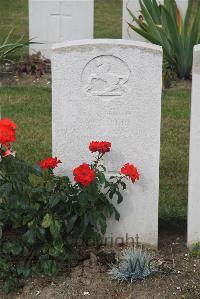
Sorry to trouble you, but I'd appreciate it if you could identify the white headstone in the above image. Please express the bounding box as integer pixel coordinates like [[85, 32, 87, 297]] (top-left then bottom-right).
[[52, 39, 163, 247], [188, 44, 200, 247], [123, 0, 188, 41], [29, 0, 94, 58]]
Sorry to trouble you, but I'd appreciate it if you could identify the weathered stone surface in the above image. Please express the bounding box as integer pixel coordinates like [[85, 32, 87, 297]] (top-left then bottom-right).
[[188, 44, 200, 247], [29, 0, 94, 58], [52, 39, 163, 247]]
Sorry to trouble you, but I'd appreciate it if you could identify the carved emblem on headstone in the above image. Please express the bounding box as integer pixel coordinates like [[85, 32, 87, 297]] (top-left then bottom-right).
[[82, 55, 131, 97]]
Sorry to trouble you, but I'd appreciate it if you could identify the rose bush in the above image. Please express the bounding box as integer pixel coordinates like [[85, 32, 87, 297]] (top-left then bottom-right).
[[0, 118, 139, 293], [40, 156, 62, 170]]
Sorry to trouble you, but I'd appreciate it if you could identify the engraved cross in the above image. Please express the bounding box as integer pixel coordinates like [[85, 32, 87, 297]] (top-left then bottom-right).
[[50, 2, 72, 40]]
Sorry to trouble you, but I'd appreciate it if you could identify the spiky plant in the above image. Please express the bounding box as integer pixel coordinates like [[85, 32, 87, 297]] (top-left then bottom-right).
[[127, 0, 200, 79], [109, 248, 157, 282], [189, 243, 200, 258], [0, 29, 35, 62]]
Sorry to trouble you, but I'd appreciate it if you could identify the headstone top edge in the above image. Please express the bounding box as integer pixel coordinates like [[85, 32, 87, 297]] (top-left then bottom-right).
[[52, 39, 163, 54], [30, 0, 93, 2], [194, 44, 200, 52]]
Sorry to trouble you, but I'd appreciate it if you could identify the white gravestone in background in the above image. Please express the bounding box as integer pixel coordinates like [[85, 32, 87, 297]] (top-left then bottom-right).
[[188, 44, 200, 247], [29, 0, 94, 58], [123, 0, 188, 41], [52, 39, 163, 247]]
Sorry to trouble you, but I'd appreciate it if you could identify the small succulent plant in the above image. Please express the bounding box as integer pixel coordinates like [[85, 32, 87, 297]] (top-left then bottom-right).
[[109, 247, 157, 282], [189, 243, 200, 258]]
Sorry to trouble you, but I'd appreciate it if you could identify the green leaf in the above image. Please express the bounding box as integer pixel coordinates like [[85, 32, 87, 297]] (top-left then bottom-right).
[[41, 213, 53, 228], [0, 221, 3, 239], [68, 215, 78, 226], [109, 192, 114, 199], [104, 180, 111, 189], [97, 172, 106, 184], [127, 22, 159, 44], [17, 265, 31, 277], [3, 277, 19, 294], [114, 208, 120, 221], [3, 241, 23, 255], [50, 219, 61, 239], [32, 163, 43, 176], [116, 191, 123, 204], [40, 259, 59, 276], [0, 258, 10, 273], [138, 0, 162, 42], [0, 183, 12, 197], [120, 181, 127, 190], [99, 164, 106, 171], [79, 192, 89, 209], [48, 196, 60, 208], [36, 227, 46, 240], [98, 215, 107, 234], [23, 229, 36, 245]]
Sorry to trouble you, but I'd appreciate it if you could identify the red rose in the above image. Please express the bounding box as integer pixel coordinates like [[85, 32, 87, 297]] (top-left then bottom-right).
[[89, 141, 111, 154], [0, 118, 16, 130], [0, 118, 16, 146], [40, 157, 62, 170], [73, 163, 95, 186], [120, 163, 139, 183]]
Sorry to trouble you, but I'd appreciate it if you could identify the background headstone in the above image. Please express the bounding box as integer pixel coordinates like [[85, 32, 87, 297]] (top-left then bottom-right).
[[52, 39, 163, 247], [188, 44, 200, 247], [29, 0, 94, 58], [122, 0, 188, 41]]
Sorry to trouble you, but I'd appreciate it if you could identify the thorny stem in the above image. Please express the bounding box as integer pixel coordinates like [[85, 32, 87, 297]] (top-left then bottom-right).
[[94, 152, 104, 169]]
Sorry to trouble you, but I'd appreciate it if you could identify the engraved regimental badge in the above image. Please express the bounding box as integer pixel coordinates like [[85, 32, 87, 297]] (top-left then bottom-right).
[[82, 55, 131, 100]]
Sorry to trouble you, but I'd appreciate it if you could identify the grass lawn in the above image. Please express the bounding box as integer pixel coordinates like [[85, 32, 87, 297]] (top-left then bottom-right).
[[0, 1, 28, 42], [160, 88, 190, 220], [94, 0, 122, 38], [0, 87, 191, 221], [0, 0, 28, 58]]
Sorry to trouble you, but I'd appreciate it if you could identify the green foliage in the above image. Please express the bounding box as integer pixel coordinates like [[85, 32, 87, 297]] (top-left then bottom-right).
[[109, 247, 157, 282], [127, 0, 200, 79], [0, 29, 33, 63], [163, 57, 178, 88], [189, 243, 200, 258], [0, 145, 130, 293]]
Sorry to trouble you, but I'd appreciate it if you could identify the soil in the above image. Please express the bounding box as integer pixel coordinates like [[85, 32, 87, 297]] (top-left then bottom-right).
[[0, 224, 199, 299], [0, 72, 51, 88]]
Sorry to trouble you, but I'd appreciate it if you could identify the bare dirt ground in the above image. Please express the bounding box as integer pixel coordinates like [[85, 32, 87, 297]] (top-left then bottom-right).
[[0, 224, 199, 299], [0, 73, 51, 88]]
